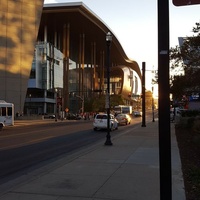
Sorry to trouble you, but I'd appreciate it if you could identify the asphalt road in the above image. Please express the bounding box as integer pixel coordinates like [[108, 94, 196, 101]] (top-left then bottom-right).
[[0, 120, 102, 182], [0, 113, 154, 184]]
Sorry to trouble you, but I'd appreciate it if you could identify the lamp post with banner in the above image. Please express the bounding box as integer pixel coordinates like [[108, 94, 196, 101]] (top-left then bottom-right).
[[152, 86, 155, 122]]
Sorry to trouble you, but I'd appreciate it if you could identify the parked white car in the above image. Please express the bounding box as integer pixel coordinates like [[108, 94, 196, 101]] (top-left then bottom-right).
[[115, 113, 131, 125], [93, 113, 118, 131]]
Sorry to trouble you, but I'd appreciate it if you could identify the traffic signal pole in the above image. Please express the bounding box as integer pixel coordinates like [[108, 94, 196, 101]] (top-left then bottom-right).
[[158, 0, 172, 200]]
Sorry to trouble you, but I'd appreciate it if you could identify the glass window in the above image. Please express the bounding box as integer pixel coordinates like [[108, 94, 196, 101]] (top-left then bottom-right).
[[96, 114, 107, 119], [30, 69, 36, 79], [2, 107, 6, 116], [8, 107, 12, 116]]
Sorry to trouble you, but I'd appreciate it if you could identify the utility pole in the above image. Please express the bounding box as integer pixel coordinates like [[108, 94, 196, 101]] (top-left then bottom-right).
[[158, 0, 172, 199]]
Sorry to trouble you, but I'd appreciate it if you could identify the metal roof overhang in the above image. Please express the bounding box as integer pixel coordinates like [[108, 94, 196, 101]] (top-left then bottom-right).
[[38, 2, 141, 78]]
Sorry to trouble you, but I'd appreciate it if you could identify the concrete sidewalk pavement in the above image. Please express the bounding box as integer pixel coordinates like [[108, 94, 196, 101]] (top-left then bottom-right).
[[0, 120, 185, 200]]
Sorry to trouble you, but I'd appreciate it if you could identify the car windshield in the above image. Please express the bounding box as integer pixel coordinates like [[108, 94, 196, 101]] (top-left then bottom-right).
[[96, 115, 107, 119]]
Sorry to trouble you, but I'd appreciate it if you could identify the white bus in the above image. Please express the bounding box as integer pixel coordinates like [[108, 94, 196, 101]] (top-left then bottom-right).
[[114, 105, 132, 115], [0, 100, 14, 127]]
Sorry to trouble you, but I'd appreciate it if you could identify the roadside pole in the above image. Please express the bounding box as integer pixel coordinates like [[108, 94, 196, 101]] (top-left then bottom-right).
[[141, 62, 146, 127], [158, 0, 172, 199]]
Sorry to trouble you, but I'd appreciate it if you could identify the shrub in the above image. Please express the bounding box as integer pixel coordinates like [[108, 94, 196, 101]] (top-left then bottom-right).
[[187, 117, 195, 128], [181, 110, 200, 117], [193, 118, 200, 133]]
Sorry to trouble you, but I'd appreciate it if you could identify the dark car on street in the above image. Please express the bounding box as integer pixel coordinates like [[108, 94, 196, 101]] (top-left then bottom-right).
[[66, 113, 82, 120], [133, 111, 142, 117]]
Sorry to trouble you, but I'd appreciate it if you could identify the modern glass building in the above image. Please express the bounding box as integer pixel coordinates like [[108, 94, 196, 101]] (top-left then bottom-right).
[[0, 1, 142, 117]]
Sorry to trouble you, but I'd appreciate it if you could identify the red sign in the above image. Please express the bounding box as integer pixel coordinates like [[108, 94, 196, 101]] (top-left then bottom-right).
[[173, 0, 200, 6]]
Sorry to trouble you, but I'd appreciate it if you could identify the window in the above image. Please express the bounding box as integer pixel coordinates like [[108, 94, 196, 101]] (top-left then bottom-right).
[[1, 107, 6, 116], [7, 107, 12, 116], [30, 69, 36, 79], [96, 114, 107, 119]]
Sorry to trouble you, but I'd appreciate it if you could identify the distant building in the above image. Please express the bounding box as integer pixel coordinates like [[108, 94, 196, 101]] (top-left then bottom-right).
[[24, 42, 64, 115]]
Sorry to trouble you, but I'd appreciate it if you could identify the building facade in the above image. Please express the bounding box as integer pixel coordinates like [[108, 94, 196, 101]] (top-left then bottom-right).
[[0, 2, 142, 117], [0, 0, 44, 115]]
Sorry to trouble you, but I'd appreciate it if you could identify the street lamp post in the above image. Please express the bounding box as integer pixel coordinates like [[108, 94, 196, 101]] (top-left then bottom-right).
[[141, 62, 146, 127], [105, 32, 112, 146], [152, 86, 155, 122], [144, 68, 157, 123]]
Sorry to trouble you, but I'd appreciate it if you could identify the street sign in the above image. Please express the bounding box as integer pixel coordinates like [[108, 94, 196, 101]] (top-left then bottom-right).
[[172, 0, 200, 6], [189, 93, 200, 101]]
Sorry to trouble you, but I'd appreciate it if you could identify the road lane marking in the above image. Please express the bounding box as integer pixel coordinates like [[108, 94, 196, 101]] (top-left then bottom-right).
[[0, 135, 56, 150]]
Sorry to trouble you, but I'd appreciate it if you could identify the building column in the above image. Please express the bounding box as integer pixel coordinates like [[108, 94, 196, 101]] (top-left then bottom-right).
[[79, 35, 82, 96], [63, 23, 70, 113], [93, 42, 96, 91], [81, 34, 85, 97], [90, 43, 94, 91], [91, 42, 96, 92], [79, 33, 85, 97], [100, 50, 105, 94], [44, 25, 48, 61]]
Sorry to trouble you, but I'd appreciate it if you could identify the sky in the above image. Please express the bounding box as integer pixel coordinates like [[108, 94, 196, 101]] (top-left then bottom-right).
[[44, 0, 200, 92]]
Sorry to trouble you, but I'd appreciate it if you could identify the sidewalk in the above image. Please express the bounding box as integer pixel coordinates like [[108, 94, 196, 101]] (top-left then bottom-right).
[[0, 120, 185, 200]]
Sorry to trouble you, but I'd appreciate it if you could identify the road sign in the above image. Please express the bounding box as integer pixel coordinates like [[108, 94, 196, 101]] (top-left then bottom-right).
[[172, 0, 200, 6]]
